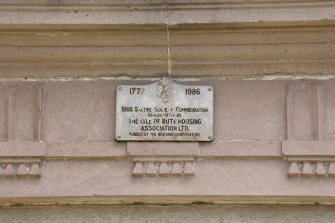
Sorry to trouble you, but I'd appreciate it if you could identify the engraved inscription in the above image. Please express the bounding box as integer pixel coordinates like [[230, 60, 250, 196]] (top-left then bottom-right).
[[115, 78, 213, 141]]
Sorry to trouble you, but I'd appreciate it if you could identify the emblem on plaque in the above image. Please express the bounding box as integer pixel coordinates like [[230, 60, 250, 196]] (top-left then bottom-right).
[[157, 77, 171, 103]]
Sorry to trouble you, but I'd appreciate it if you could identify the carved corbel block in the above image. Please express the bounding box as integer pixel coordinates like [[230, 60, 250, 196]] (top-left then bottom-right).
[[287, 160, 334, 177], [0, 142, 46, 178], [1, 161, 41, 177], [127, 142, 199, 177], [283, 141, 335, 177], [132, 158, 195, 177]]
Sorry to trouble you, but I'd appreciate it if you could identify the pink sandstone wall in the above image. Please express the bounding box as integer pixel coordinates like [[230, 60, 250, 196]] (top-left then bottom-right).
[[0, 79, 334, 204], [0, 0, 335, 221]]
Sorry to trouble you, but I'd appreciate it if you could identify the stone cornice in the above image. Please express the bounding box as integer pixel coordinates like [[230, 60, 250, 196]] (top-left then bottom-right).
[[0, 0, 335, 9], [0, 23, 334, 79], [1, 0, 334, 6], [0, 0, 334, 25]]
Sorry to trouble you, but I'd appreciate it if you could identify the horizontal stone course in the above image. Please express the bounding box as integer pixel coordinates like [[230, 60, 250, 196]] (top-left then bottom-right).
[[0, 24, 335, 78]]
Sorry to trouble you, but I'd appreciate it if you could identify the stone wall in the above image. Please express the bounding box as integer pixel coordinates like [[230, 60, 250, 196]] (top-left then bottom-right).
[[0, 79, 334, 205], [0, 0, 335, 221]]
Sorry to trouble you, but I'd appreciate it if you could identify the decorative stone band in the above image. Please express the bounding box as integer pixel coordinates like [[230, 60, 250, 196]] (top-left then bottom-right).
[[283, 141, 335, 177], [128, 142, 198, 177], [288, 161, 335, 177], [132, 158, 195, 177], [0, 162, 41, 177], [0, 143, 46, 178]]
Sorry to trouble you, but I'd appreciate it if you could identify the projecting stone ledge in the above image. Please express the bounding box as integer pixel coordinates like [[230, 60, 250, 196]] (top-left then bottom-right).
[[0, 0, 334, 25]]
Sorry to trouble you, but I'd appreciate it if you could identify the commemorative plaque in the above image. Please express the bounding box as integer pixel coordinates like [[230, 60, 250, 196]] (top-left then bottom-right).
[[115, 77, 213, 141]]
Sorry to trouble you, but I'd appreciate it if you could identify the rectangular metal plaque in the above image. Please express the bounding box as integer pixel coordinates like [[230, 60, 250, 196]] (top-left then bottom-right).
[[115, 78, 213, 141]]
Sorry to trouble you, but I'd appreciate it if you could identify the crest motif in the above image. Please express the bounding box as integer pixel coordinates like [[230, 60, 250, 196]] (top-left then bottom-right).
[[158, 77, 171, 103]]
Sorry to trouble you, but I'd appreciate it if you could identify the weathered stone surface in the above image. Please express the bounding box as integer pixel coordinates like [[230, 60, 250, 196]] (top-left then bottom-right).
[[42, 81, 116, 142], [0, 24, 335, 78], [0, 48, 334, 204], [127, 142, 199, 156], [0, 142, 45, 157], [1, 205, 335, 223], [0, 0, 334, 25], [0, 0, 335, 221], [39, 79, 287, 144], [0, 159, 334, 201], [283, 141, 335, 156]]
